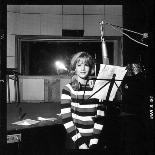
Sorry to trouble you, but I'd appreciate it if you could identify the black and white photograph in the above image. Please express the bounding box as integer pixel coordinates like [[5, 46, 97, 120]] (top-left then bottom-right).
[[0, 0, 154, 155]]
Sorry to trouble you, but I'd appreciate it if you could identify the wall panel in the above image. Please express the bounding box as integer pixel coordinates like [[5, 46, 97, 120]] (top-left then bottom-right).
[[63, 5, 83, 14], [63, 15, 83, 30], [104, 15, 123, 36], [7, 57, 15, 68], [105, 5, 122, 16], [22, 79, 44, 102], [84, 15, 104, 36], [7, 35, 15, 56], [20, 5, 62, 14], [18, 14, 41, 35], [40, 14, 62, 35], [7, 12, 18, 34], [7, 5, 20, 12], [84, 5, 105, 14]]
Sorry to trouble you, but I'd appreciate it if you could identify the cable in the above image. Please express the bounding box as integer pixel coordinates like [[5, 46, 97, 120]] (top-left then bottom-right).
[[100, 20, 148, 47], [110, 24, 148, 47]]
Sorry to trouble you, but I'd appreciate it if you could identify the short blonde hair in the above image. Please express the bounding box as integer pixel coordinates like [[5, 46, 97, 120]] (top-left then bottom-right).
[[70, 51, 95, 75]]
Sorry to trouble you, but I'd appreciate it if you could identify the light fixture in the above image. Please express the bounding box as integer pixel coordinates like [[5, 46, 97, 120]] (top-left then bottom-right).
[[55, 61, 67, 71]]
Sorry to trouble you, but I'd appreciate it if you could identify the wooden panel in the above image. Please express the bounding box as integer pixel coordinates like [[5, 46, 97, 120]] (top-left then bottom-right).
[[104, 5, 122, 36], [63, 5, 83, 14], [63, 15, 83, 30], [84, 15, 104, 36], [7, 5, 20, 12], [47, 79, 60, 102], [18, 14, 40, 35], [7, 57, 15, 68], [19, 76, 69, 103], [40, 14, 62, 35], [105, 5, 122, 16], [84, 5, 105, 14], [22, 79, 44, 101], [20, 5, 62, 14], [7, 12, 18, 34], [104, 15, 123, 36], [7, 35, 15, 56]]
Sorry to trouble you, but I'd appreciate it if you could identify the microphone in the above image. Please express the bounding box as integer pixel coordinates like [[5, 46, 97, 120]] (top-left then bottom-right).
[[100, 21, 109, 65]]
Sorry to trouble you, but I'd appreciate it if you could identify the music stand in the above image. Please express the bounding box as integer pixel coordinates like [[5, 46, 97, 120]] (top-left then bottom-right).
[[88, 74, 123, 103]]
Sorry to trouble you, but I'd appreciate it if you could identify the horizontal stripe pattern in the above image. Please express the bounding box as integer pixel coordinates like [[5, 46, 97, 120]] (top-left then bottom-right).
[[78, 128, 94, 133], [97, 110, 105, 116], [65, 125, 75, 133], [72, 132, 81, 142], [61, 108, 70, 114], [64, 121, 74, 129], [72, 113, 94, 122], [89, 138, 99, 146], [75, 123, 94, 129], [61, 93, 71, 100], [61, 83, 105, 148], [72, 109, 96, 117], [73, 118, 94, 125], [94, 123, 103, 130], [71, 102, 97, 108]]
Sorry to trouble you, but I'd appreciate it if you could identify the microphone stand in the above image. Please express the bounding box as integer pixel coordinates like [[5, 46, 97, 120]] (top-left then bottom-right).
[[106, 74, 116, 101], [100, 20, 148, 47]]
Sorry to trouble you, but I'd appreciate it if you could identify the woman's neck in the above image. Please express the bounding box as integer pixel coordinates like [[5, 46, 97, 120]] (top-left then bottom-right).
[[77, 76, 87, 85]]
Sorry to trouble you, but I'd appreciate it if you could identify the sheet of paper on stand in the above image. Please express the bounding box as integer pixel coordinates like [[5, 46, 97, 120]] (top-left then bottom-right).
[[12, 119, 40, 126], [91, 64, 127, 101]]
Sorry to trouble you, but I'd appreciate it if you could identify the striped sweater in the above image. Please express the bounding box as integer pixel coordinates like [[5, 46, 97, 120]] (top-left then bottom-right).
[[61, 83, 105, 148]]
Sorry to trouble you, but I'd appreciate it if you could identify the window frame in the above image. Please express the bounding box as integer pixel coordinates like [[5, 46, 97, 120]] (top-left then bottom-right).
[[15, 35, 123, 75]]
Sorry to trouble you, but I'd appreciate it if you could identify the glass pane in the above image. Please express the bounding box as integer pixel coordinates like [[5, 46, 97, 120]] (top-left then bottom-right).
[[21, 41, 114, 75]]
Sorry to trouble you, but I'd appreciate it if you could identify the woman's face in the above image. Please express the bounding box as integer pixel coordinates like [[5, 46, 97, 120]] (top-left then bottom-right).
[[75, 58, 90, 79]]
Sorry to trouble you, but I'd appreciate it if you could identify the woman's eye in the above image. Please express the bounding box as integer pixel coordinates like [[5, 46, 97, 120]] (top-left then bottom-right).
[[84, 64, 89, 67]]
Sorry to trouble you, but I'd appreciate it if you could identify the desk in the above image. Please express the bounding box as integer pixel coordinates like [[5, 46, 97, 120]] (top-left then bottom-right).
[[7, 123, 66, 155], [7, 102, 65, 155], [7, 102, 61, 130]]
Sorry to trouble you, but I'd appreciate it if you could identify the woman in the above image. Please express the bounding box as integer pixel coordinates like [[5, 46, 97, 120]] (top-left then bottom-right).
[[61, 52, 105, 149]]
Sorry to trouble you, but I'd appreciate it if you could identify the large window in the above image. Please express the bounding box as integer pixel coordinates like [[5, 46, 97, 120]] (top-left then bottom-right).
[[16, 36, 123, 75]]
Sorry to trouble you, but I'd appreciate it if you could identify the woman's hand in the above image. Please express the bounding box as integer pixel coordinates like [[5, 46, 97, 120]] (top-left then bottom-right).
[[88, 80, 95, 88], [79, 143, 89, 149], [99, 98, 104, 102]]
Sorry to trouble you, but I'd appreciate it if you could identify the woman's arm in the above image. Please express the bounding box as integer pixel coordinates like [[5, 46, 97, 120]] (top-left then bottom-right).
[[61, 85, 88, 149], [89, 103, 105, 148]]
